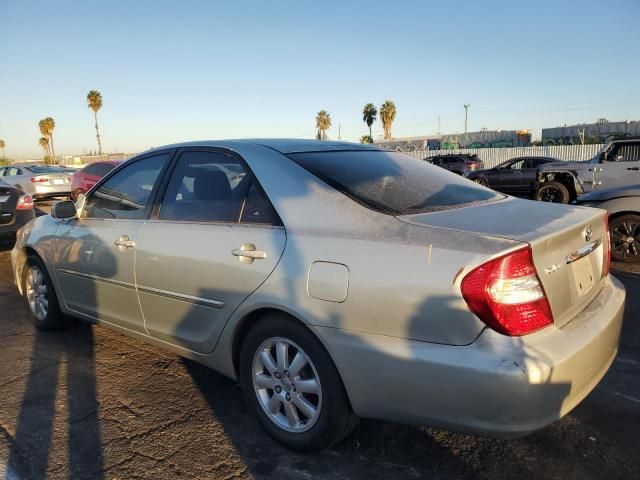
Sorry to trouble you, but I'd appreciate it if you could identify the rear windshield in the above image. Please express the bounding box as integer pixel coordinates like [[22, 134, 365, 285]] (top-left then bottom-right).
[[287, 150, 501, 215], [26, 165, 67, 174]]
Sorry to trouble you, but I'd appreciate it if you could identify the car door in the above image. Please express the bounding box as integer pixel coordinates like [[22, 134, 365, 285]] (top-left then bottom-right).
[[495, 159, 524, 194], [597, 141, 640, 188], [135, 148, 286, 354], [54, 151, 173, 333]]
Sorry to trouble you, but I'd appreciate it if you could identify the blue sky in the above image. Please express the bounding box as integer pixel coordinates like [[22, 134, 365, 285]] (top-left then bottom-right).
[[1, 0, 639, 159]]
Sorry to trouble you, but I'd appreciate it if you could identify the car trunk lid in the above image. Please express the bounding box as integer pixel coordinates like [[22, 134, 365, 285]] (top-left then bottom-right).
[[398, 197, 608, 328]]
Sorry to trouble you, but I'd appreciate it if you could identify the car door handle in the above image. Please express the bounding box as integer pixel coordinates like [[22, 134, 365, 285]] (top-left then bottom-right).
[[232, 243, 267, 263], [627, 167, 640, 171], [114, 235, 136, 248]]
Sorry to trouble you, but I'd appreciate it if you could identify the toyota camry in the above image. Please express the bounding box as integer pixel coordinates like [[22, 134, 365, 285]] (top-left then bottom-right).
[[11, 139, 625, 452]]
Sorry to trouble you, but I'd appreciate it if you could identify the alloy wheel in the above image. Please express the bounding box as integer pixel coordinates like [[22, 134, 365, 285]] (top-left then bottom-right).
[[540, 186, 562, 202], [252, 337, 322, 433], [611, 220, 640, 260], [26, 266, 48, 321]]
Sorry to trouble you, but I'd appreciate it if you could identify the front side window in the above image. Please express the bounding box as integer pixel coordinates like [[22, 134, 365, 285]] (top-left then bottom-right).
[[82, 153, 170, 219], [507, 159, 525, 170], [159, 150, 278, 225], [288, 150, 500, 215]]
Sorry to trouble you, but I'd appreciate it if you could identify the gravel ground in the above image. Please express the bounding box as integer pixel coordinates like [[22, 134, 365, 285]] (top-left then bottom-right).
[[0, 202, 638, 479]]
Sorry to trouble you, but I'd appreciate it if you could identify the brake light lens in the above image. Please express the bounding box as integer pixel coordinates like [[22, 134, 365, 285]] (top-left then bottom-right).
[[16, 194, 34, 210], [603, 214, 611, 277], [461, 246, 553, 336], [30, 175, 49, 183]]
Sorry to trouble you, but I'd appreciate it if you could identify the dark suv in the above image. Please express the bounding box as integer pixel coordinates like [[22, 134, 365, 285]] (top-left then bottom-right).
[[425, 154, 484, 175]]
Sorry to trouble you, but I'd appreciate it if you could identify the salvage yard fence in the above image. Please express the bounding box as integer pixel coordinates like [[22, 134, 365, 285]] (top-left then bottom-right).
[[399, 144, 604, 168]]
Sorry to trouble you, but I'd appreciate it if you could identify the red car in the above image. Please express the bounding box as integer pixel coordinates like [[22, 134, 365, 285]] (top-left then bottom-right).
[[70, 161, 122, 201]]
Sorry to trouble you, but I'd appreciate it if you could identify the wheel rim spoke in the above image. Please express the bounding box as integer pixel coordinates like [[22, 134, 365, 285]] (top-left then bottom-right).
[[275, 341, 288, 372], [254, 373, 276, 390], [288, 352, 307, 378], [283, 402, 300, 427], [295, 378, 319, 394], [293, 394, 318, 421], [259, 350, 277, 376]]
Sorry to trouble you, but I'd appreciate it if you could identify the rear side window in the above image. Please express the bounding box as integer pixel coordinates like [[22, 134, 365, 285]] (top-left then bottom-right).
[[159, 150, 279, 225], [287, 150, 500, 215]]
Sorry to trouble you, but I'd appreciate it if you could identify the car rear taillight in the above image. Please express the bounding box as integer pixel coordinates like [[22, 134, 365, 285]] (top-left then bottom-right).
[[16, 194, 34, 210], [461, 246, 553, 336], [30, 176, 49, 183], [603, 214, 611, 277]]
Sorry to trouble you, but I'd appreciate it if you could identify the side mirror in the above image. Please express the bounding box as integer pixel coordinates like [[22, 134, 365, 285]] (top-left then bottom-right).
[[51, 200, 77, 219]]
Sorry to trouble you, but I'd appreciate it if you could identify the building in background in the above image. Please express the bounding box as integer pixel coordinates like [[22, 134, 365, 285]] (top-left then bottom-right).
[[542, 119, 640, 145]]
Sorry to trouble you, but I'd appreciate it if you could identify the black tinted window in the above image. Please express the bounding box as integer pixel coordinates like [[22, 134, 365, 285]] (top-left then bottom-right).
[[288, 151, 500, 214], [82, 154, 169, 219], [26, 165, 66, 174], [84, 163, 115, 176]]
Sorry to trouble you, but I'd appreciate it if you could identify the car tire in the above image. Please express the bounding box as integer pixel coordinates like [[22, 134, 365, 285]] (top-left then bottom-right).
[[609, 214, 640, 263], [239, 313, 357, 452], [534, 181, 570, 203], [472, 178, 487, 186], [21, 255, 66, 330]]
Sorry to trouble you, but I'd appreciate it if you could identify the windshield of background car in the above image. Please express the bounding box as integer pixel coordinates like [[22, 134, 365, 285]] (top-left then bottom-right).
[[26, 165, 67, 174], [287, 150, 502, 215]]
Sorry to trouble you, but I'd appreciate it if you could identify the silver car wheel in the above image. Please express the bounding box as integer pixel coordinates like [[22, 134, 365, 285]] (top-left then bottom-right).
[[26, 266, 48, 321], [252, 337, 322, 433]]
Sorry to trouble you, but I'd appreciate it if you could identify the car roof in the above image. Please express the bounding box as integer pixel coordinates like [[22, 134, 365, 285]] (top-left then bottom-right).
[[143, 138, 381, 155]]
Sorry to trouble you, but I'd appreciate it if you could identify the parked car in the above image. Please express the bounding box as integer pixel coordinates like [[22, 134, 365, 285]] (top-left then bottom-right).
[[424, 153, 484, 175], [464, 156, 556, 196], [0, 179, 35, 239], [534, 137, 640, 203], [0, 164, 72, 199], [71, 160, 122, 201], [12, 140, 624, 452], [574, 184, 640, 262]]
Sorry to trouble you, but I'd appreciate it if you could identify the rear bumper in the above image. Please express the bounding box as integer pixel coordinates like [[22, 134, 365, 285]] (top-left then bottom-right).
[[0, 210, 35, 236], [316, 275, 625, 437], [33, 184, 71, 199]]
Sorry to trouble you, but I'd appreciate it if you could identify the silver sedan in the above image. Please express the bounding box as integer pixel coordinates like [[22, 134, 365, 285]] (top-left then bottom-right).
[[11, 140, 625, 451], [0, 163, 72, 199]]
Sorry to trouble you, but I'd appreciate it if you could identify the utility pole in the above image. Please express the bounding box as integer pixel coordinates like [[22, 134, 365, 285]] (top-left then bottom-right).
[[437, 115, 441, 134], [464, 104, 470, 134], [577, 128, 585, 145], [338, 122, 341, 140]]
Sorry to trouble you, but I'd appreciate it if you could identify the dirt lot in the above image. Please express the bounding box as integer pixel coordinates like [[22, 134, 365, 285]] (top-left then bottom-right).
[[0, 203, 639, 479]]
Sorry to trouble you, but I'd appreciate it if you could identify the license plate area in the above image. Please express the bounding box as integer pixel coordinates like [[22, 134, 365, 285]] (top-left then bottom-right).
[[572, 255, 596, 297], [0, 195, 9, 203], [51, 179, 65, 185]]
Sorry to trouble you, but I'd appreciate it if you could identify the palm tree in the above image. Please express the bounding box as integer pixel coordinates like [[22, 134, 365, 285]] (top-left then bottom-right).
[[0, 139, 5, 160], [379, 100, 397, 140], [315, 110, 331, 140], [87, 90, 103, 154], [39, 117, 56, 161], [362, 103, 377, 140], [38, 137, 50, 161], [38, 119, 51, 158]]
